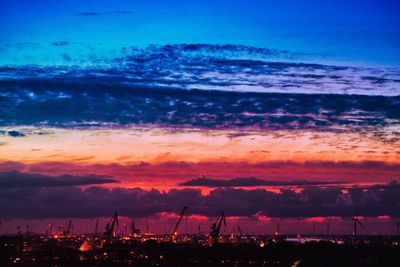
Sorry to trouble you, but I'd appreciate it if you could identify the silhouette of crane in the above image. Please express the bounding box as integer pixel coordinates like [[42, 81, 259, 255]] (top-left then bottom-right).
[[48, 223, 53, 235], [94, 219, 99, 235], [104, 212, 119, 237], [237, 225, 243, 236], [352, 206, 362, 236], [275, 223, 280, 236], [62, 220, 72, 236], [326, 222, 331, 235], [130, 220, 140, 234], [169, 206, 188, 238], [210, 212, 227, 239]]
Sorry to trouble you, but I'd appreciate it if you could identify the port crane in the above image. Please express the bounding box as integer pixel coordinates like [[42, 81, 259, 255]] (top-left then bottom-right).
[[61, 220, 73, 236], [352, 205, 362, 237], [169, 206, 189, 238], [237, 225, 243, 236], [130, 220, 140, 234], [104, 212, 119, 237], [352, 216, 362, 236], [94, 219, 99, 235], [210, 212, 226, 238]]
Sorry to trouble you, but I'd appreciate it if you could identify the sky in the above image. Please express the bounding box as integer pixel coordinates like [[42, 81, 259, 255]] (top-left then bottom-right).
[[1, 0, 400, 66], [0, 0, 400, 235]]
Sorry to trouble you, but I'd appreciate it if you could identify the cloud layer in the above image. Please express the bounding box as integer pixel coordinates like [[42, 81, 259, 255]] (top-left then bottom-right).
[[0, 69, 399, 142], [180, 177, 346, 187], [2, 44, 400, 96], [1, 181, 399, 219], [1, 44, 399, 145], [0, 170, 118, 188]]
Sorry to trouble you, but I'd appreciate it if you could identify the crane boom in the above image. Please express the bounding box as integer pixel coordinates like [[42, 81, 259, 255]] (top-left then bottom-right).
[[104, 212, 119, 237], [210, 212, 226, 238], [170, 206, 188, 237]]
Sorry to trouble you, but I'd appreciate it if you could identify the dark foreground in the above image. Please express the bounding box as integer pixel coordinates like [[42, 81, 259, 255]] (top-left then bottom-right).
[[1, 235, 400, 267]]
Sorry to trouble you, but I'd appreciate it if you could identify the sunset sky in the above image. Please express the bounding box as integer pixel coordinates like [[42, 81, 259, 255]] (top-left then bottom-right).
[[0, 0, 399, 235]]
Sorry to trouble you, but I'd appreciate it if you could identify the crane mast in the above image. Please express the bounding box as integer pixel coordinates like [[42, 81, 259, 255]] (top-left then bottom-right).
[[94, 219, 99, 235], [238, 225, 243, 236], [66, 220, 72, 235], [131, 220, 140, 234]]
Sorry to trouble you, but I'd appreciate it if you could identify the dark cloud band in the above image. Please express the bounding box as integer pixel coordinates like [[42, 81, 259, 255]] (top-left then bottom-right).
[[1, 181, 399, 219], [179, 177, 347, 187], [0, 170, 118, 188], [0, 76, 398, 139]]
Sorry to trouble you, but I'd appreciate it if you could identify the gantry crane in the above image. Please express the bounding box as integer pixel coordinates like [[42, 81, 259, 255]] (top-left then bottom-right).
[[62, 220, 73, 236]]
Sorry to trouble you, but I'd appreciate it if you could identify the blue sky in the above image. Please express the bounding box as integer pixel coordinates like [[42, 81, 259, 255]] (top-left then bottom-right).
[[1, 0, 399, 66]]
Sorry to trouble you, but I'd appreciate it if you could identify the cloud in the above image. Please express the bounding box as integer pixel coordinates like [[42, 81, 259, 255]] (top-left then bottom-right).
[[0, 130, 26, 137], [78, 11, 132, 17], [0, 71, 398, 139], [179, 177, 346, 187], [2, 160, 399, 187], [0, 181, 399, 219], [8, 130, 25, 137], [0, 44, 398, 144], [0, 170, 118, 188], [62, 53, 72, 62], [79, 11, 103, 16], [50, 41, 70, 47], [2, 43, 399, 96]]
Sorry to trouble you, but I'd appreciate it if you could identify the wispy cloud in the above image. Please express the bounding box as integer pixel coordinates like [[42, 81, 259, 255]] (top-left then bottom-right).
[[79, 11, 103, 16], [0, 170, 118, 188], [79, 11, 133, 17], [0, 130, 25, 137], [180, 177, 347, 187], [0, 72, 398, 144], [50, 41, 69, 47]]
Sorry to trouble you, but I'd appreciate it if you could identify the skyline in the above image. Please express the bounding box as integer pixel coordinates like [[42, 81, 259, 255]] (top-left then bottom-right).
[[1, 0, 400, 236]]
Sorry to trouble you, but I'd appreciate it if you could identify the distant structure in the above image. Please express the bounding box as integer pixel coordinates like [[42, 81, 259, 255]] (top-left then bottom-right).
[[210, 212, 226, 239], [275, 223, 280, 236], [130, 220, 140, 235], [104, 212, 119, 237], [352, 206, 362, 236], [326, 222, 331, 235], [169, 206, 189, 239], [94, 219, 99, 235], [237, 225, 243, 236], [61, 220, 73, 236]]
